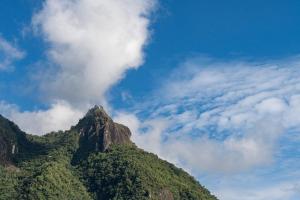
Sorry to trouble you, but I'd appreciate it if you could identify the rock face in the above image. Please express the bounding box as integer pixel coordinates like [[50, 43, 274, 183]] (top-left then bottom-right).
[[158, 189, 174, 200], [0, 135, 12, 165], [0, 115, 25, 165], [75, 106, 132, 153]]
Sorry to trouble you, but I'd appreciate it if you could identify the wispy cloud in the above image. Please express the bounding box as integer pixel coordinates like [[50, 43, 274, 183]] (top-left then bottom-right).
[[115, 56, 300, 173], [0, 36, 25, 70]]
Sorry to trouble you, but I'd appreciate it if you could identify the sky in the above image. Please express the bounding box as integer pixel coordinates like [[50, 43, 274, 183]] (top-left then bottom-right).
[[0, 0, 300, 199]]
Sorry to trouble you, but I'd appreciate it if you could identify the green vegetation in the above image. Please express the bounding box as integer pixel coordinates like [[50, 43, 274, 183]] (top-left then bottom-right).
[[80, 145, 216, 200], [0, 166, 18, 200], [20, 161, 92, 200]]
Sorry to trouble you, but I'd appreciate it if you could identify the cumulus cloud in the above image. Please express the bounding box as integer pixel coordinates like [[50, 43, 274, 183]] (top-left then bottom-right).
[[0, 0, 156, 134], [0, 36, 25, 70], [32, 0, 155, 106], [114, 57, 300, 173]]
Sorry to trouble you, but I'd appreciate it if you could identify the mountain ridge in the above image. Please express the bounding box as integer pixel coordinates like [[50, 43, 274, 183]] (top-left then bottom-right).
[[0, 106, 218, 200]]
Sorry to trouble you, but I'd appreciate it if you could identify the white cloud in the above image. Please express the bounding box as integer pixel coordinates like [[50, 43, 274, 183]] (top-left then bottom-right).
[[255, 97, 287, 114], [115, 112, 169, 156], [115, 111, 283, 173], [216, 181, 300, 200], [0, 36, 25, 70], [32, 0, 155, 106], [0, 101, 83, 134]]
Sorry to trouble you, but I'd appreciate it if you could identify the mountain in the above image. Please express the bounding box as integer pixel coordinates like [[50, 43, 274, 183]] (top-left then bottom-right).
[[0, 106, 217, 200]]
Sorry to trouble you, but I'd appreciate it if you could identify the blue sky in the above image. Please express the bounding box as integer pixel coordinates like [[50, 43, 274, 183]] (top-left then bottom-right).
[[1, 0, 300, 199]]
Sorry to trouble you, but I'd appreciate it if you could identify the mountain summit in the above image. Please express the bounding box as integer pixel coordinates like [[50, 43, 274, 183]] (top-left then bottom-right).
[[75, 105, 131, 152], [0, 106, 217, 200]]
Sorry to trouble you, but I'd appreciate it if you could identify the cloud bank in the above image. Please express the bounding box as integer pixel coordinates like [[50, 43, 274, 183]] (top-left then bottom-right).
[[0, 0, 156, 134]]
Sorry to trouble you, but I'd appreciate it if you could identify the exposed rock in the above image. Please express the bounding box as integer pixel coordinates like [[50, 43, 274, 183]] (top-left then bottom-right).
[[75, 106, 132, 152], [158, 189, 174, 200], [0, 115, 24, 165], [0, 135, 12, 165]]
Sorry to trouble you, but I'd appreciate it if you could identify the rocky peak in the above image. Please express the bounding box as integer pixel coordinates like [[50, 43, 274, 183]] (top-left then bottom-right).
[[75, 105, 132, 153], [83, 105, 110, 122]]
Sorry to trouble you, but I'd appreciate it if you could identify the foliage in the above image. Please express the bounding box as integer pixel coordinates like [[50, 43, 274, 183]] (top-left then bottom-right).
[[80, 145, 217, 200], [19, 161, 92, 200], [0, 166, 18, 200]]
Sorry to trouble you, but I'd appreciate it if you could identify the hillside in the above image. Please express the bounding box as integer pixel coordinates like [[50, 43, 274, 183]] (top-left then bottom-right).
[[0, 106, 217, 200]]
